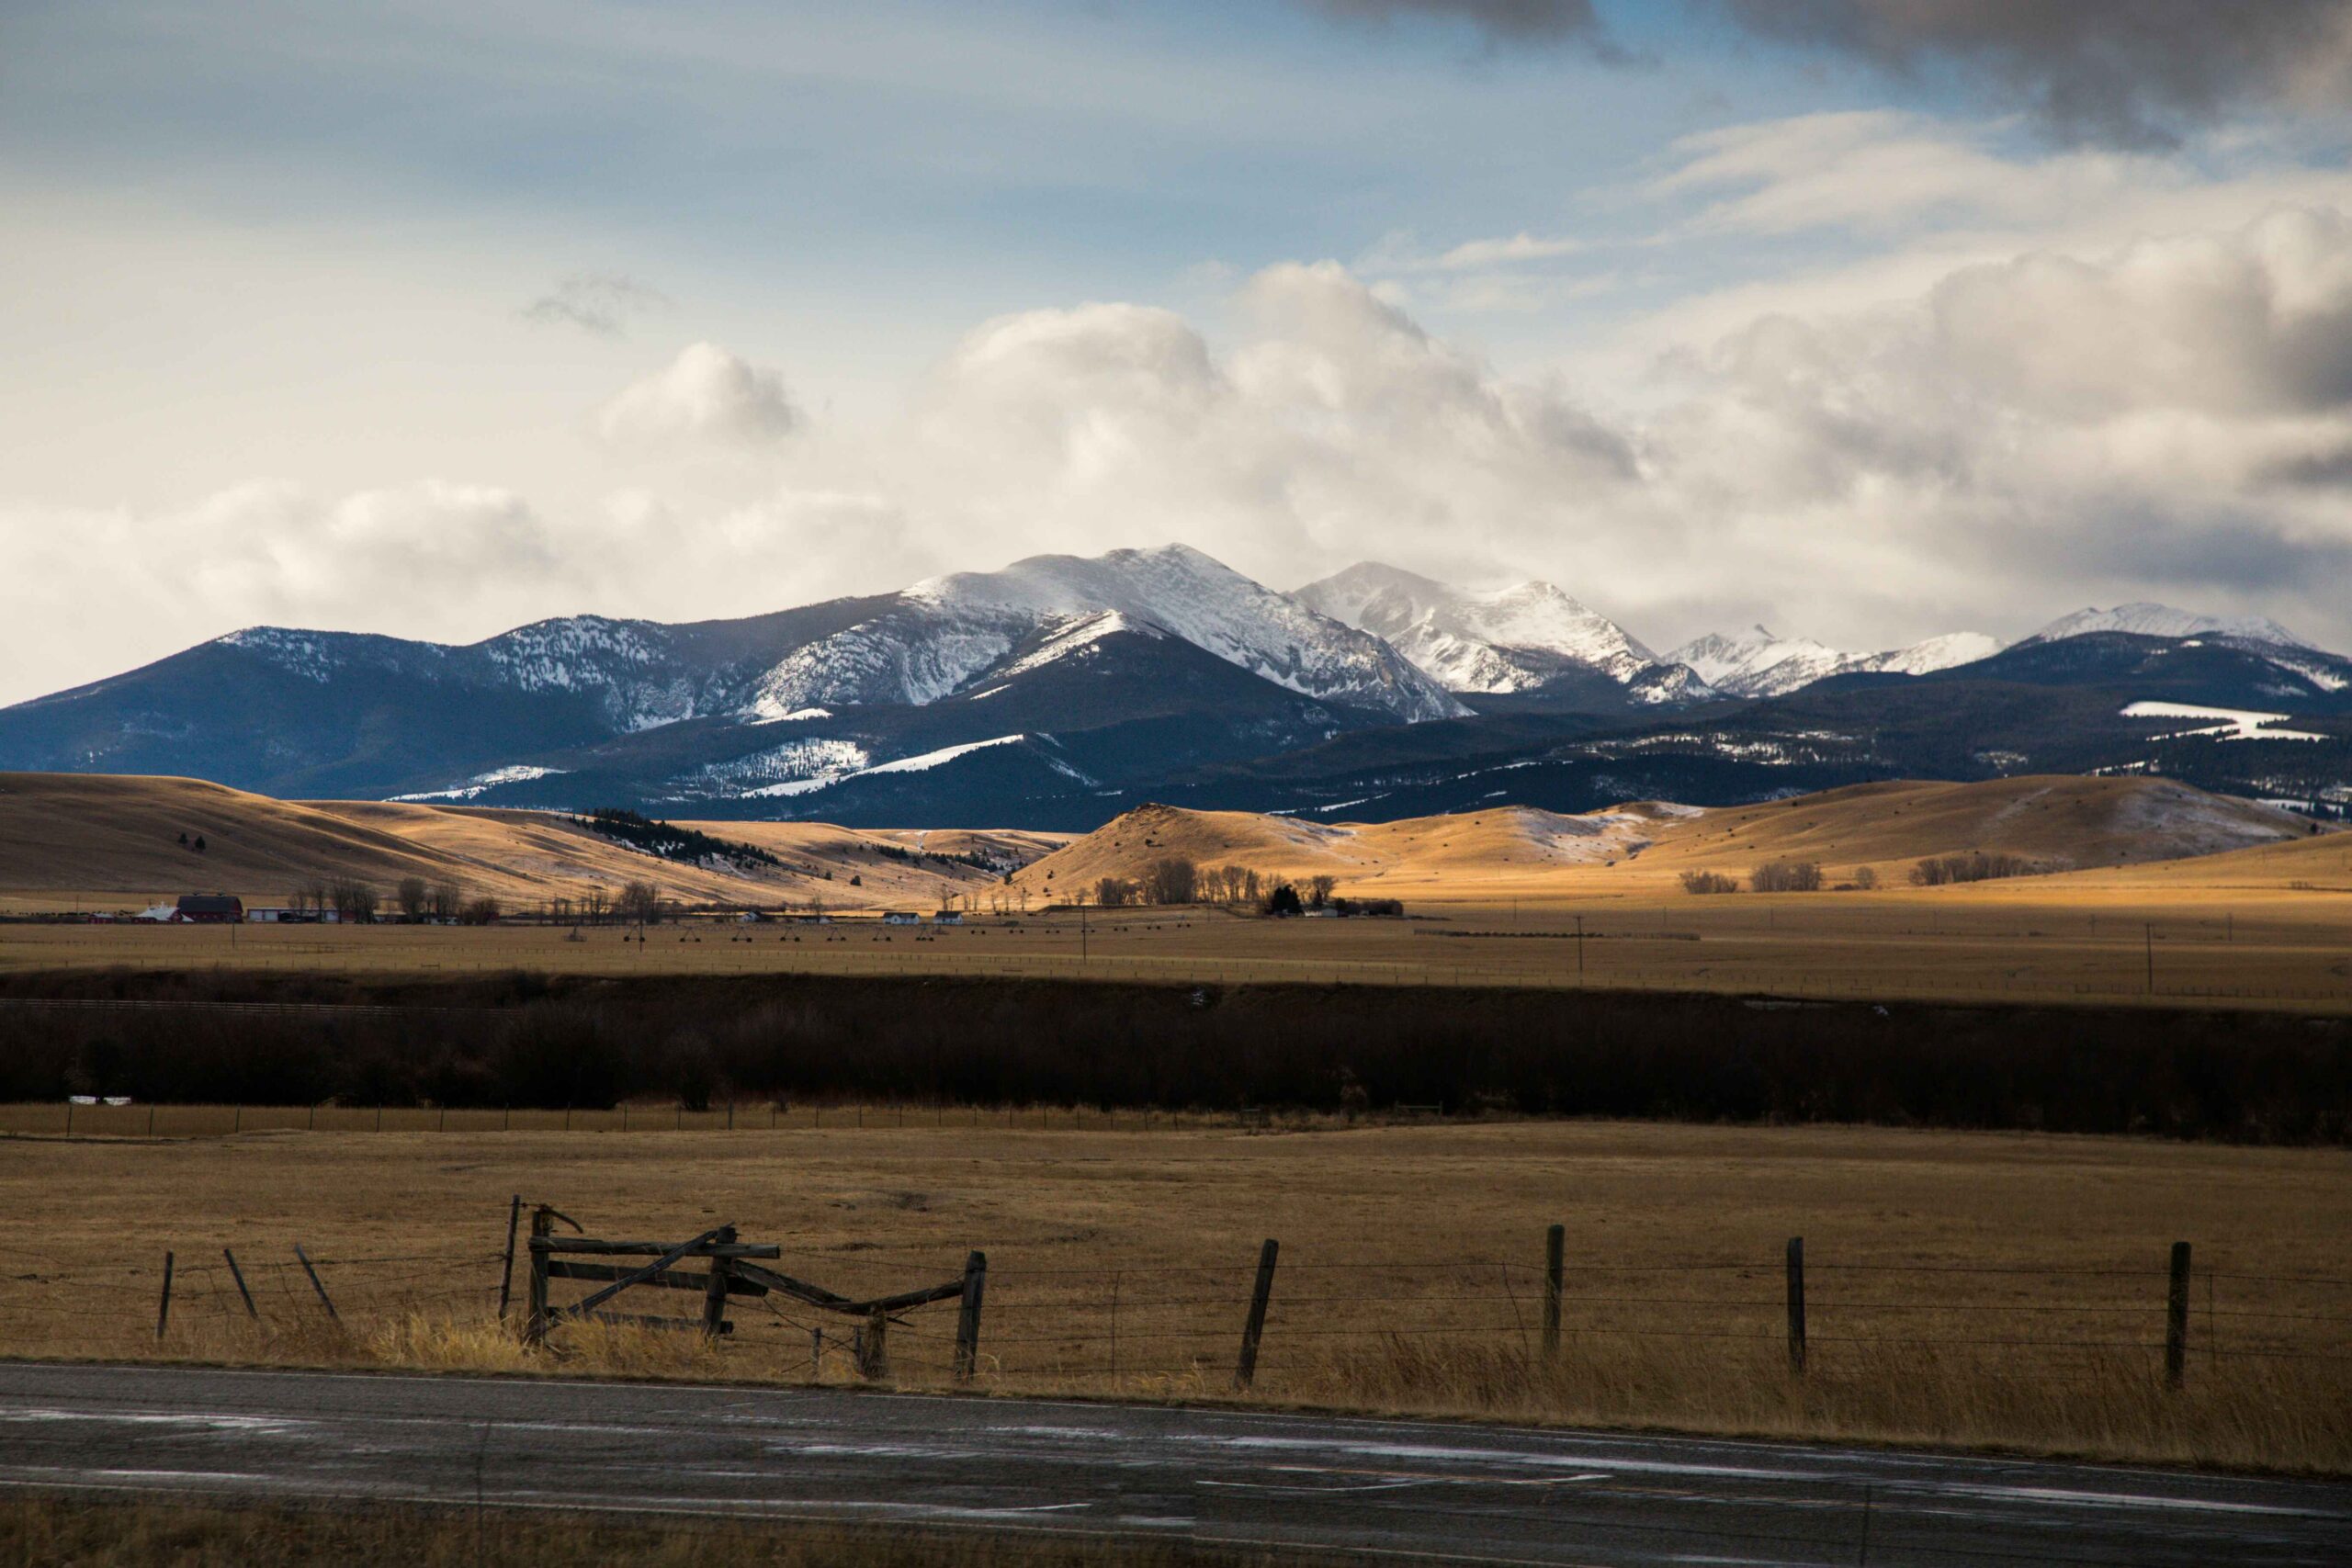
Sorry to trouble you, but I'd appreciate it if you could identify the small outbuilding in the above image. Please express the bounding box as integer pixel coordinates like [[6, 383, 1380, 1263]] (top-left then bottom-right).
[[175, 894, 244, 923]]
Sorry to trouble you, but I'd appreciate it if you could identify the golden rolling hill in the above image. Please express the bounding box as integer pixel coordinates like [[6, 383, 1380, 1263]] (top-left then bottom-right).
[[0, 773, 1057, 912], [1013, 777, 2330, 902]]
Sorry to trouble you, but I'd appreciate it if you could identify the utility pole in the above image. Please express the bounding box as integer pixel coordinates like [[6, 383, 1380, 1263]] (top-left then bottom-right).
[[1080, 901, 1089, 964], [2145, 922, 2155, 996], [1576, 914, 1585, 986]]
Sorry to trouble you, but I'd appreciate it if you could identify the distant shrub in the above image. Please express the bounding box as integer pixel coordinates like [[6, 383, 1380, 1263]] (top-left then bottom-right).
[[1910, 852, 2044, 886], [1679, 870, 1739, 895], [1750, 862, 1824, 893]]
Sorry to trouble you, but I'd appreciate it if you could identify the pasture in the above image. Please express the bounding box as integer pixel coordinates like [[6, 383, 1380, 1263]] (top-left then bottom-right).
[[4, 880, 2347, 1010], [0, 1119, 2345, 1472]]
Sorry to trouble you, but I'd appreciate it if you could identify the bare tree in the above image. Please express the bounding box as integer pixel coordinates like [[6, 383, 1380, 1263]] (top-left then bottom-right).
[[1306, 874, 1336, 908], [396, 876, 428, 921], [1143, 857, 1198, 905], [459, 895, 502, 926], [328, 878, 379, 923], [583, 886, 611, 924], [617, 880, 662, 925], [1851, 865, 1879, 891], [428, 881, 463, 920]]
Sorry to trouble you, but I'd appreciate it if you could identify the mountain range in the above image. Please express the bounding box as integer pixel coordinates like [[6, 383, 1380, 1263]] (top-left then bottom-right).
[[3, 546, 2346, 828]]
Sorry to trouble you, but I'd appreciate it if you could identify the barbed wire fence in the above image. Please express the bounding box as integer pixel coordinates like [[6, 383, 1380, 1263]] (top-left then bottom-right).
[[6, 1210, 2341, 1398]]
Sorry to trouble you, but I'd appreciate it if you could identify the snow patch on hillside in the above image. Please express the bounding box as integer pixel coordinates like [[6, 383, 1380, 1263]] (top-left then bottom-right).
[[390, 763, 569, 802], [2120, 701, 2325, 742]]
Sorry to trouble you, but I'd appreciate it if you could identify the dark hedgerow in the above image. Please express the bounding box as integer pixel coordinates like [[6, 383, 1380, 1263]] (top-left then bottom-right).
[[0, 968, 2345, 1145]]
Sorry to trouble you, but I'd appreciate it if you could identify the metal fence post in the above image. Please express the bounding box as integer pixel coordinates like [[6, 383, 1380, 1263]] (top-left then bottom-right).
[[223, 1247, 258, 1319], [1784, 1236, 1806, 1377], [1236, 1238, 1280, 1390], [294, 1244, 339, 1321], [1544, 1224, 1565, 1359], [155, 1251, 174, 1340], [2165, 1241, 2192, 1390]]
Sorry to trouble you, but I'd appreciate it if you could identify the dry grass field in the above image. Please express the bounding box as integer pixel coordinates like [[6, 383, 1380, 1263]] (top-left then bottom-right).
[[2, 1120, 2346, 1472], [4, 876, 2346, 1009], [0, 772, 1060, 915], [3, 772, 2346, 1010]]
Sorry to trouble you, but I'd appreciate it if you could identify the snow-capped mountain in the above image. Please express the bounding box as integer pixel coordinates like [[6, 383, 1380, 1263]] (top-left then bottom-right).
[[1666, 625, 2002, 699], [5, 540, 2339, 829], [2026, 604, 2307, 649], [750, 545, 1465, 723], [1293, 562, 1708, 705]]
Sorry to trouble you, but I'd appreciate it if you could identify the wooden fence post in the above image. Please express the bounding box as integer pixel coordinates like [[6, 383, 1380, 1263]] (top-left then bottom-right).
[[858, 1305, 890, 1381], [223, 1247, 258, 1319], [294, 1244, 339, 1322], [702, 1224, 738, 1339], [954, 1250, 988, 1382], [496, 1194, 522, 1320], [2165, 1241, 2192, 1390], [525, 1206, 553, 1345], [1544, 1224, 1565, 1360], [1235, 1238, 1280, 1390], [1784, 1236, 1806, 1376], [156, 1251, 175, 1340]]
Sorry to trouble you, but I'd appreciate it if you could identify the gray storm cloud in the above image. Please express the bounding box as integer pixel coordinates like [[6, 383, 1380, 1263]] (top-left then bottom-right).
[[1304, 0, 1610, 47], [1713, 0, 2352, 148]]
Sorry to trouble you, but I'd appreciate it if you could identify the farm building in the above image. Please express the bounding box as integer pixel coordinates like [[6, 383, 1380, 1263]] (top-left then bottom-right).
[[933, 910, 965, 925], [175, 894, 244, 923], [881, 911, 921, 926]]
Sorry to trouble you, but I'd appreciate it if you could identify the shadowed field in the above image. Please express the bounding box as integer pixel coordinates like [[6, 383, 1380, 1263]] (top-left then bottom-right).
[[1, 1120, 2346, 1472]]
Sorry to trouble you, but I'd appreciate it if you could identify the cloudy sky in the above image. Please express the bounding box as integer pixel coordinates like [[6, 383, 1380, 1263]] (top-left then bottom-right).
[[5, 0, 2352, 705]]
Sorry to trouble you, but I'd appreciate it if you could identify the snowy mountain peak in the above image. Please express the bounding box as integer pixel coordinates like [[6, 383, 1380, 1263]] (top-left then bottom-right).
[[1293, 561, 1670, 697], [2027, 603, 2307, 649], [1667, 625, 2000, 699], [766, 546, 1467, 723]]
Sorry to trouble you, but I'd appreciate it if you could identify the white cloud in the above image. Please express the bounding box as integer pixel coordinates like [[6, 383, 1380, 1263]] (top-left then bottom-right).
[[595, 342, 801, 449], [1654, 112, 2173, 238], [7, 165, 2352, 705]]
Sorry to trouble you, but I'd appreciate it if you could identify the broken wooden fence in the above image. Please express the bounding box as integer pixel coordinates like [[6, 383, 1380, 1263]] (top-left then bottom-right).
[[522, 1205, 987, 1379]]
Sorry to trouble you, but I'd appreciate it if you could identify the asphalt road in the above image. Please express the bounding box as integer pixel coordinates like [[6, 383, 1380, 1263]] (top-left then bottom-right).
[[0, 1363, 2346, 1565]]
